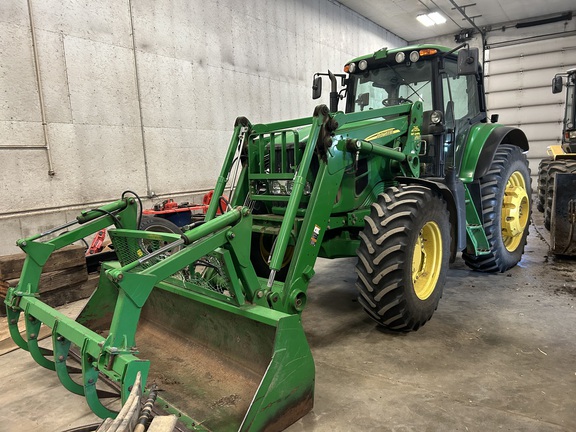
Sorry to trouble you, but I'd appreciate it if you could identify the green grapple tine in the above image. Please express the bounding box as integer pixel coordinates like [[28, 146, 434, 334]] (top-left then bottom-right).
[[82, 351, 118, 419], [53, 327, 85, 396], [24, 312, 55, 371], [6, 307, 27, 351]]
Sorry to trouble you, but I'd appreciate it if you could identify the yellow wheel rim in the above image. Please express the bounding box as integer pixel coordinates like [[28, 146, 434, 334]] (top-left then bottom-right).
[[258, 236, 294, 268], [501, 171, 529, 252], [412, 221, 442, 300]]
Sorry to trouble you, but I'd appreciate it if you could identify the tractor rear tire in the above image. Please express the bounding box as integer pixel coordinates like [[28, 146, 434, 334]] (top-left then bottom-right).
[[355, 184, 450, 332], [543, 159, 576, 230], [462, 144, 531, 272], [536, 157, 551, 213]]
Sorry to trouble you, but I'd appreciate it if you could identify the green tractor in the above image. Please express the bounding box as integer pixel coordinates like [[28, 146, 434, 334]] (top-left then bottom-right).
[[536, 67, 576, 254], [5, 44, 531, 431]]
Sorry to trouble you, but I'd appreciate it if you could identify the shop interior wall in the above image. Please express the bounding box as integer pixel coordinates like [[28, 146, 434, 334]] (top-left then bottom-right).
[[0, 0, 405, 254]]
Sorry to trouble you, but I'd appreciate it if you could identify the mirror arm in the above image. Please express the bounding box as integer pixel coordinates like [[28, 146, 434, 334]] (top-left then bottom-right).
[[443, 42, 468, 58]]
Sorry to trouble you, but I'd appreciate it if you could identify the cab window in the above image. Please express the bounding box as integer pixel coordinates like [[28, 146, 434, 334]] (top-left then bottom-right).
[[351, 61, 433, 112]]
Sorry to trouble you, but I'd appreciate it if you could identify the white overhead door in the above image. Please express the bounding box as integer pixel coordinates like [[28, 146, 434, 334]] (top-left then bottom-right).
[[485, 35, 576, 181]]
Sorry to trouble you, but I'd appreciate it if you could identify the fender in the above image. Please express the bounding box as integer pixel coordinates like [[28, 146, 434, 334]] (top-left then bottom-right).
[[396, 176, 466, 261], [459, 124, 529, 182]]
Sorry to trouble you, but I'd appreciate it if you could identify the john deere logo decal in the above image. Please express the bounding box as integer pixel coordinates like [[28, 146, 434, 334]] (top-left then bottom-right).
[[365, 128, 400, 141]]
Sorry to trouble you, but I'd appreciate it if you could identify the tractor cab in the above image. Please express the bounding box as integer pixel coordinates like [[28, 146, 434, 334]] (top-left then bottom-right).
[[552, 68, 576, 152], [314, 45, 484, 178], [342, 45, 483, 178]]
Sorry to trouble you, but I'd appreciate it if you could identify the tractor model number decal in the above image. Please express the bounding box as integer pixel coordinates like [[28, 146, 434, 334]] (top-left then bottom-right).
[[310, 224, 321, 246], [365, 128, 400, 141]]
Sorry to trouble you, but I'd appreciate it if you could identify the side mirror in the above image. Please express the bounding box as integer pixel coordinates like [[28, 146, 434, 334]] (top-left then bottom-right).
[[552, 76, 563, 94], [312, 76, 322, 100], [457, 48, 479, 76]]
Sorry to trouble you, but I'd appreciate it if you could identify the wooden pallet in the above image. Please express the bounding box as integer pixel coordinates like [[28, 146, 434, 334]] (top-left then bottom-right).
[[0, 244, 91, 316]]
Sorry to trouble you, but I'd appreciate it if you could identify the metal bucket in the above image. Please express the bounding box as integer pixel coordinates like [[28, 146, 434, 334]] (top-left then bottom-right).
[[136, 289, 314, 431], [75, 214, 315, 431]]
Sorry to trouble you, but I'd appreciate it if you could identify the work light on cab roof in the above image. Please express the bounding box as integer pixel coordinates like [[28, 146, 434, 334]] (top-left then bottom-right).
[[345, 47, 440, 73]]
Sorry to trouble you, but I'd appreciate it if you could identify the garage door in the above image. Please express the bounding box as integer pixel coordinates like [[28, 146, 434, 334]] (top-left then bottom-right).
[[484, 35, 576, 181]]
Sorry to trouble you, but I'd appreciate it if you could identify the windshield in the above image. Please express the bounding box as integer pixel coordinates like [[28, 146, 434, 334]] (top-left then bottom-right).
[[350, 61, 433, 112]]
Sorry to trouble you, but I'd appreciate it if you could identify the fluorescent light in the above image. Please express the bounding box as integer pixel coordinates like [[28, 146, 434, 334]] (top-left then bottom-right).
[[429, 12, 447, 24], [417, 12, 447, 26], [417, 14, 435, 27]]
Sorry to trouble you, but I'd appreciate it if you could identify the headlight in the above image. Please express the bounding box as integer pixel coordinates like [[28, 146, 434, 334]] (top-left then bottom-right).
[[270, 180, 283, 195], [358, 60, 368, 71], [268, 180, 312, 195], [430, 110, 442, 124], [409, 51, 420, 62], [567, 130, 576, 140], [395, 52, 405, 63], [348, 62, 356, 73], [250, 181, 267, 195]]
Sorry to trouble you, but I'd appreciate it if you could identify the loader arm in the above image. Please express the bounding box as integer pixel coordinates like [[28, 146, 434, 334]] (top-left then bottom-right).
[[218, 102, 423, 314]]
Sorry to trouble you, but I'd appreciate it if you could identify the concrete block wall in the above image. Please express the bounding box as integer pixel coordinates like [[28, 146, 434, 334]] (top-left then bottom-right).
[[0, 0, 404, 254]]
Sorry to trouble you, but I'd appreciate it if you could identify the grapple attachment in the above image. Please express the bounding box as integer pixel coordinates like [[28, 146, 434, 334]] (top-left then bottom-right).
[[4, 198, 314, 431]]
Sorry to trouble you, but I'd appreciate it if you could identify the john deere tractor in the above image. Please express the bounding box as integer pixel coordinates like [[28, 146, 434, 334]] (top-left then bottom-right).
[[5, 44, 531, 431]]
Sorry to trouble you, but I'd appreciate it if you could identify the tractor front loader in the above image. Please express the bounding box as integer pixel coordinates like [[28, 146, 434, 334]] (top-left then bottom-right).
[[5, 44, 531, 431]]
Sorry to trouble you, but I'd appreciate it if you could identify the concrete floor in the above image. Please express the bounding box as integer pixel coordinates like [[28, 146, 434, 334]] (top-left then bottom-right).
[[288, 215, 576, 432], [0, 213, 575, 431]]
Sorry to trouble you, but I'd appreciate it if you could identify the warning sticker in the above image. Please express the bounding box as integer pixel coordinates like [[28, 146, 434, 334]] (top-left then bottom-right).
[[310, 224, 321, 246]]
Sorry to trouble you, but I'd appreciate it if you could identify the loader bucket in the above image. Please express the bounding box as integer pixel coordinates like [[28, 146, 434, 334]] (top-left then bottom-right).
[[77, 283, 315, 431], [5, 200, 315, 432], [134, 289, 314, 431], [77, 220, 315, 431]]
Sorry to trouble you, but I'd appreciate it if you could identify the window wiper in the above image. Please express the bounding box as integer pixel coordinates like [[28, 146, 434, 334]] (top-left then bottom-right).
[[384, 63, 420, 100], [404, 81, 431, 101]]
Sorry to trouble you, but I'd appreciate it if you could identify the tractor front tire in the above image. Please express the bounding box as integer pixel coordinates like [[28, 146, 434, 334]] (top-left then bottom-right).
[[250, 233, 294, 282], [462, 144, 531, 272], [355, 184, 450, 332]]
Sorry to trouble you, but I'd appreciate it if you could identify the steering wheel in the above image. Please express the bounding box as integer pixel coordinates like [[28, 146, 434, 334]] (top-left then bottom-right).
[[382, 97, 412, 106]]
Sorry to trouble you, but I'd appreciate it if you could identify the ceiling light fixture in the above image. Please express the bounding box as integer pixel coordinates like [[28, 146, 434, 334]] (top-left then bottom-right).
[[417, 12, 447, 27], [416, 14, 435, 26], [428, 12, 447, 24]]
